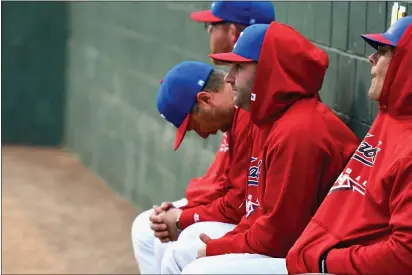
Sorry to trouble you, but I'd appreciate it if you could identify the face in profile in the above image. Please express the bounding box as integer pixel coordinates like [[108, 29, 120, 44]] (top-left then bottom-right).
[[368, 45, 394, 101], [224, 62, 257, 111], [188, 82, 235, 137], [206, 23, 239, 65]]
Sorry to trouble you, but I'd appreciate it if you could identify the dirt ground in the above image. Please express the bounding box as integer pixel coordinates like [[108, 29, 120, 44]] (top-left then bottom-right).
[[2, 146, 140, 274]]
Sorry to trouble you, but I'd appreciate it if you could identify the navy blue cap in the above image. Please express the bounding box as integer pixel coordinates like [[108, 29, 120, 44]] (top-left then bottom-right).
[[191, 1, 275, 26], [157, 61, 213, 150], [209, 24, 269, 62], [361, 15, 412, 50]]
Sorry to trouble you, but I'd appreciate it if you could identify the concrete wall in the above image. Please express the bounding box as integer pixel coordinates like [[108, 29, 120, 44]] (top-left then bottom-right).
[[64, 2, 219, 209]]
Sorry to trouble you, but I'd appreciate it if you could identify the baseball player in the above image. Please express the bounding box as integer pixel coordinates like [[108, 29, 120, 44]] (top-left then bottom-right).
[[160, 21, 360, 274], [190, 1, 275, 65], [131, 2, 275, 274], [182, 16, 412, 275], [131, 62, 240, 274]]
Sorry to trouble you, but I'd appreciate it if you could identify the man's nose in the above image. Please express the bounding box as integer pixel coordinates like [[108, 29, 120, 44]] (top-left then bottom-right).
[[369, 52, 378, 65], [224, 70, 235, 84]]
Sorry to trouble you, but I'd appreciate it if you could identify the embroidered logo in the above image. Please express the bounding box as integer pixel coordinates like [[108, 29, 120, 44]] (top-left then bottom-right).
[[329, 168, 367, 196], [245, 194, 260, 218], [248, 157, 262, 186], [352, 134, 382, 167]]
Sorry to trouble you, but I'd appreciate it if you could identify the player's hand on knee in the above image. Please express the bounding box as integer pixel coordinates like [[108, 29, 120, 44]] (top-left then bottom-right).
[[161, 208, 182, 241]]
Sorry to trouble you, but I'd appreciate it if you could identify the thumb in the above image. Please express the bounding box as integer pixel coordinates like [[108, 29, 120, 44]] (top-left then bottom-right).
[[199, 233, 211, 244]]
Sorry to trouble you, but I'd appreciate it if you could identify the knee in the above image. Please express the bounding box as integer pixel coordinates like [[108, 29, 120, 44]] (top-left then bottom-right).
[[131, 209, 153, 246], [178, 222, 210, 242]]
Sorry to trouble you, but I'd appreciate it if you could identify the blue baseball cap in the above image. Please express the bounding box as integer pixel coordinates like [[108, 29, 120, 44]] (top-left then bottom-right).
[[209, 24, 269, 62], [190, 1, 275, 26], [361, 15, 412, 50], [157, 61, 213, 150]]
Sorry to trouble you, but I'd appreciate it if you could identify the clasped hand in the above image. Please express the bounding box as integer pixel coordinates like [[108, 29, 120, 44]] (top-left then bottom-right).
[[149, 201, 182, 242]]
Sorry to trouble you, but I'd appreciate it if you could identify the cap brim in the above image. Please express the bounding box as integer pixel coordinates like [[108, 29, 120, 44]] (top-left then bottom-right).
[[190, 10, 223, 23], [174, 114, 190, 151], [361, 33, 395, 50], [209, 52, 254, 63]]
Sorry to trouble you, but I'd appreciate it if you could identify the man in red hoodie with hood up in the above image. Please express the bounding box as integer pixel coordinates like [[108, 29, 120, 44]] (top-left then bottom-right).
[[286, 15, 412, 275], [182, 16, 412, 275], [131, 3, 275, 274], [160, 21, 359, 274]]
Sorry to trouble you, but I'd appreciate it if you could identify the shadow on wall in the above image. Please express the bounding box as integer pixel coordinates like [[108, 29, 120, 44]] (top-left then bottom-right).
[[1, 2, 68, 146]]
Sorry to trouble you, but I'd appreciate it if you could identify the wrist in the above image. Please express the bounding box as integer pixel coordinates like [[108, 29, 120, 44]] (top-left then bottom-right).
[[175, 212, 183, 232]]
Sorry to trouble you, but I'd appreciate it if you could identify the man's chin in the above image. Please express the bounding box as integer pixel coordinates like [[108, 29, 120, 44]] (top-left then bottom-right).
[[234, 101, 249, 112]]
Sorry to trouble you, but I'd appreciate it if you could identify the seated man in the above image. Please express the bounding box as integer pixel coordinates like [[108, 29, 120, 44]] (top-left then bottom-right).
[[132, 61, 251, 273], [131, 2, 275, 274], [161, 21, 359, 274], [182, 15, 412, 275]]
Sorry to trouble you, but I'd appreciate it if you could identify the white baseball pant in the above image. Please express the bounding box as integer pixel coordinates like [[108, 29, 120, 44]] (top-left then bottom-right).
[[131, 198, 188, 274], [182, 255, 288, 274], [160, 221, 237, 274]]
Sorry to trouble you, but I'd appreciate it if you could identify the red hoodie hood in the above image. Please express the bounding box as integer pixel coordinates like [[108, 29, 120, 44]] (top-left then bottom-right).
[[250, 22, 329, 126], [378, 25, 412, 118]]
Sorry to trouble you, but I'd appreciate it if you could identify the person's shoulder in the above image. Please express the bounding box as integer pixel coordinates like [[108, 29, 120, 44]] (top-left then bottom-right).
[[268, 100, 338, 145]]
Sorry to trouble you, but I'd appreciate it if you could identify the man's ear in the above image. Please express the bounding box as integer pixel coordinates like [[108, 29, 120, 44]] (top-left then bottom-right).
[[228, 24, 242, 44], [196, 91, 213, 106]]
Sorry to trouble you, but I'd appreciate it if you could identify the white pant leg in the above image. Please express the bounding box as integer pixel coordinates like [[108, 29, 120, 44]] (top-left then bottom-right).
[[131, 198, 188, 274], [182, 254, 288, 274], [161, 222, 236, 274], [154, 237, 171, 271]]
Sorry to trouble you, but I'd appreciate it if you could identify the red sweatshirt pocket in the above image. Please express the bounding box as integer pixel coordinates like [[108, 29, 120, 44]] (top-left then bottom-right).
[[286, 219, 340, 274]]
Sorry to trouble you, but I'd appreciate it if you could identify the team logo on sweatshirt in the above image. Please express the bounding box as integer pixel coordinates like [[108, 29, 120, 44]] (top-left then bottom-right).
[[248, 157, 262, 186], [352, 134, 382, 167], [329, 167, 367, 196], [245, 194, 260, 218]]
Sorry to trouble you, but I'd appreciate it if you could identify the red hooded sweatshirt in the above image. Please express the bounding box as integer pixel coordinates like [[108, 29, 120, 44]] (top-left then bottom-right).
[[205, 22, 359, 257], [179, 108, 251, 227], [286, 25, 412, 275]]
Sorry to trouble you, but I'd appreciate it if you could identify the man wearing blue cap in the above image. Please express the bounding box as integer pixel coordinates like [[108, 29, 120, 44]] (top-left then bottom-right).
[[190, 1, 275, 65], [160, 21, 359, 274], [132, 60, 251, 273], [181, 16, 412, 275]]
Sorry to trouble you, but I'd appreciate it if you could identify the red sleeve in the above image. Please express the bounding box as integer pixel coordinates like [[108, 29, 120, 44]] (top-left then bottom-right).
[[180, 134, 231, 210], [326, 157, 412, 275], [206, 131, 330, 257], [179, 171, 246, 228], [179, 113, 251, 228]]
